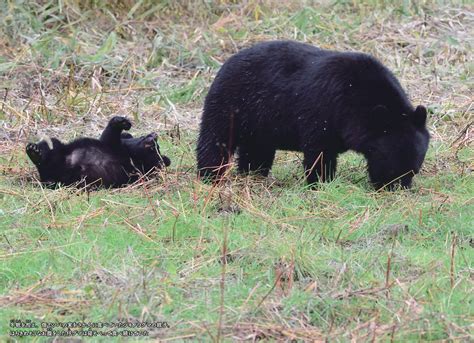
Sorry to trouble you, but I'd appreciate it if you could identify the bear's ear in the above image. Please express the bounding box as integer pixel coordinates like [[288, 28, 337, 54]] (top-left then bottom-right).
[[411, 105, 427, 127]]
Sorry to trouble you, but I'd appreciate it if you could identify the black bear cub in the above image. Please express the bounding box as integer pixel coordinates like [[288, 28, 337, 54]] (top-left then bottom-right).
[[26, 116, 170, 189], [197, 40, 430, 190]]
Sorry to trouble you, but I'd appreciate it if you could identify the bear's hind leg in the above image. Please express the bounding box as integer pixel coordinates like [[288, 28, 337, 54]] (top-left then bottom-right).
[[237, 144, 276, 177], [303, 151, 337, 184], [26, 143, 43, 166], [197, 133, 235, 181]]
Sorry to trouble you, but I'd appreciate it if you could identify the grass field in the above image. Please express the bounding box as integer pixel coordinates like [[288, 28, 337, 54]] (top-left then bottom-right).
[[0, 0, 473, 341]]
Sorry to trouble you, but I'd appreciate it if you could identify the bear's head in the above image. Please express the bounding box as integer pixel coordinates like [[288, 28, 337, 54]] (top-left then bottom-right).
[[126, 133, 171, 173], [363, 105, 430, 190]]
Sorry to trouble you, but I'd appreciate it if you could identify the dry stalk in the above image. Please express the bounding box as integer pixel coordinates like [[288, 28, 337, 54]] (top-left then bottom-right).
[[450, 233, 457, 289], [216, 220, 229, 343]]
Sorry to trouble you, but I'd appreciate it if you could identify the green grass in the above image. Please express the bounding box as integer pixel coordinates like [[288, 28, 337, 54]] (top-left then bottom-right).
[[0, 0, 473, 341]]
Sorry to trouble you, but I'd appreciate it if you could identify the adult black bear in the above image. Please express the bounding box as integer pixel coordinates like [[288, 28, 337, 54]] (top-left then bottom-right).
[[26, 116, 170, 188], [196, 40, 430, 189]]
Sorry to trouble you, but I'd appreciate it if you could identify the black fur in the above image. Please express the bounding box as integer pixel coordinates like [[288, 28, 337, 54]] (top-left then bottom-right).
[[26, 116, 170, 189], [121, 132, 171, 174], [196, 40, 430, 189]]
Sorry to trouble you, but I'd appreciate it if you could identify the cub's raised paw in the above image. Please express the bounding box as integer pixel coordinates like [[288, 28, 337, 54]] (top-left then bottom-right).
[[109, 116, 132, 131], [26, 143, 42, 165]]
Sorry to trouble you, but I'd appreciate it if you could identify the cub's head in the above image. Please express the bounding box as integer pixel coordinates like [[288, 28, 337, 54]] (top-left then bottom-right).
[[123, 133, 171, 173], [363, 105, 430, 190]]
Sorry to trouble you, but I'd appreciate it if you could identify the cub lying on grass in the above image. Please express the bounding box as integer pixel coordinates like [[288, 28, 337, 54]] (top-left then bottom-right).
[[26, 116, 170, 189], [197, 40, 430, 190]]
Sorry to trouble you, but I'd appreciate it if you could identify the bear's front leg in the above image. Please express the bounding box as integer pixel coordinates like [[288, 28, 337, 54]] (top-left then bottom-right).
[[303, 150, 337, 185]]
